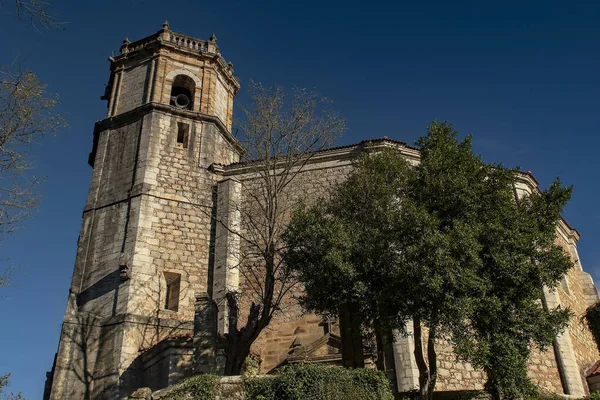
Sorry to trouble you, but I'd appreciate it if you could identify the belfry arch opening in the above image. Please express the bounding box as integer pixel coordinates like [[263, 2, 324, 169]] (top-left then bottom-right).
[[170, 74, 195, 110]]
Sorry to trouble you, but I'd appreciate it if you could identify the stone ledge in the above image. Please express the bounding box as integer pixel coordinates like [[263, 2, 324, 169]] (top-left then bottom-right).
[[63, 312, 195, 330]]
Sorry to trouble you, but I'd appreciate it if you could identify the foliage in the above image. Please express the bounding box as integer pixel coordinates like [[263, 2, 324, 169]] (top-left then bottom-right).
[[449, 176, 573, 400], [586, 392, 600, 400], [243, 364, 393, 400], [0, 374, 25, 400], [537, 392, 600, 400], [243, 353, 262, 376], [411, 122, 574, 399], [215, 82, 345, 375], [161, 374, 219, 400], [284, 147, 415, 327], [284, 125, 489, 399], [284, 121, 574, 400], [584, 302, 600, 353]]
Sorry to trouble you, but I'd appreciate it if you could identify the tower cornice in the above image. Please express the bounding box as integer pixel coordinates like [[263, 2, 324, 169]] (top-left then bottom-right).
[[89, 102, 244, 167], [110, 25, 240, 91]]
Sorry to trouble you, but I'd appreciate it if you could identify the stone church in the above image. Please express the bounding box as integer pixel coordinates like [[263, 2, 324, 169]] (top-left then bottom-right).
[[44, 24, 600, 399]]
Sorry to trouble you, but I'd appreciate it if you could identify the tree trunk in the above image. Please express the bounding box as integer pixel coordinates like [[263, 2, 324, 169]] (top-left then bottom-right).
[[413, 317, 431, 400], [374, 324, 398, 391], [339, 303, 365, 368], [224, 333, 251, 375], [427, 326, 437, 400], [484, 368, 501, 400], [222, 293, 267, 376], [375, 326, 386, 372]]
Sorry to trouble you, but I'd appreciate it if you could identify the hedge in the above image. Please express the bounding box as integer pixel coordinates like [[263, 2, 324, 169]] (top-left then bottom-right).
[[244, 364, 394, 400], [161, 374, 219, 400]]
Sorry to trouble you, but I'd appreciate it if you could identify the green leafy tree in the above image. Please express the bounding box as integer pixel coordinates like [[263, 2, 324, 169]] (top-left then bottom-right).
[[284, 122, 574, 400], [284, 136, 481, 399], [414, 123, 573, 399], [452, 178, 573, 400]]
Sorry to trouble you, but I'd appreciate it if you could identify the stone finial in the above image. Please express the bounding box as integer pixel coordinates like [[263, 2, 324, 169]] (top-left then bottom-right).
[[120, 37, 131, 54], [209, 33, 217, 43], [162, 20, 170, 30]]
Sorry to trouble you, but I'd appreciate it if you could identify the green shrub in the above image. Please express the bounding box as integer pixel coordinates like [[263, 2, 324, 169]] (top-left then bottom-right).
[[584, 302, 600, 353], [532, 391, 563, 400], [162, 374, 219, 400], [534, 391, 600, 400], [244, 364, 394, 400]]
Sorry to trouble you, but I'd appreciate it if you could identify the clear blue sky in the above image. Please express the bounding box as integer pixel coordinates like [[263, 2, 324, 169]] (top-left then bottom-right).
[[0, 1, 598, 398]]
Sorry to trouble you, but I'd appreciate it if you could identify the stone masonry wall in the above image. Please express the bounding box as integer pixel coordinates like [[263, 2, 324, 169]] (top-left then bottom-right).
[[52, 110, 240, 398], [556, 233, 600, 391], [418, 329, 563, 393], [51, 115, 150, 399], [125, 111, 238, 320], [148, 49, 236, 131], [213, 74, 231, 131], [73, 118, 144, 317], [114, 110, 239, 395], [108, 41, 237, 131], [229, 158, 361, 372], [116, 61, 152, 115]]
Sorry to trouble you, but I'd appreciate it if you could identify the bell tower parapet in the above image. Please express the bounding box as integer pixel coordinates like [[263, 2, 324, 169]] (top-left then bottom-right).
[[102, 21, 239, 132]]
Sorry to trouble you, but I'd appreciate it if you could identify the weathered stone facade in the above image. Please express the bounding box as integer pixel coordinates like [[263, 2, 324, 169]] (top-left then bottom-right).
[[46, 23, 240, 399], [45, 25, 600, 399]]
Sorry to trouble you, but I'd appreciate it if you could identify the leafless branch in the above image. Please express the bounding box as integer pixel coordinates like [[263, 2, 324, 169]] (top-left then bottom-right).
[[215, 81, 345, 374], [0, 64, 66, 242], [13, 0, 65, 30]]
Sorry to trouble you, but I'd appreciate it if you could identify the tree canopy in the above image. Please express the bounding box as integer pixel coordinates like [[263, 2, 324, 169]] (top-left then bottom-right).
[[283, 122, 574, 399]]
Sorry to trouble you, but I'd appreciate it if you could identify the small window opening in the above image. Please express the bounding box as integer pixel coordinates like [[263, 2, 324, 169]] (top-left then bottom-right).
[[170, 75, 195, 110], [164, 272, 181, 312], [177, 122, 189, 148]]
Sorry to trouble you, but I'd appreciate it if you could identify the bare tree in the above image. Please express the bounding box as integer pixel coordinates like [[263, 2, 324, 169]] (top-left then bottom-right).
[[219, 82, 346, 375], [0, 66, 65, 287], [0, 0, 64, 290], [0, 373, 25, 399]]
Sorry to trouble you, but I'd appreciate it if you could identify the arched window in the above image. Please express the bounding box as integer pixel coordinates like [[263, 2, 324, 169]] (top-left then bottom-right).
[[170, 74, 195, 110]]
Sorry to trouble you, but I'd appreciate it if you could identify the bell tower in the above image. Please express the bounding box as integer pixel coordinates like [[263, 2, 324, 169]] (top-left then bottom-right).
[[46, 23, 241, 400]]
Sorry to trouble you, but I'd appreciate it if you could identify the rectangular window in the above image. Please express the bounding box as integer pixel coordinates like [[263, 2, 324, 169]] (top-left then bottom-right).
[[177, 122, 189, 148], [164, 272, 181, 312]]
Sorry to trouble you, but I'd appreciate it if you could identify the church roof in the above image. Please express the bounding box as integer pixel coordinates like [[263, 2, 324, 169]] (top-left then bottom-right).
[[587, 360, 600, 377]]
